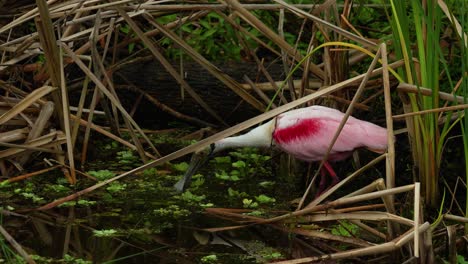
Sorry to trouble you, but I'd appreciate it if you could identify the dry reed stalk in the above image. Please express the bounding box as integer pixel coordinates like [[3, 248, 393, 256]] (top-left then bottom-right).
[[444, 214, 468, 223], [273, 222, 430, 264], [61, 0, 87, 39], [60, 43, 161, 157], [70, 114, 158, 160], [0, 131, 66, 159], [332, 204, 389, 213], [290, 227, 373, 248], [0, 141, 62, 154], [4, 103, 54, 162], [397, 82, 467, 104], [70, 67, 90, 148], [1, 165, 61, 184], [0, 225, 36, 264], [0, 86, 56, 125], [59, 46, 76, 183], [62, 207, 76, 256], [53, 0, 134, 14], [247, 52, 289, 104], [204, 206, 404, 247], [240, 79, 321, 91], [143, 12, 267, 112], [302, 92, 371, 110], [0, 51, 39, 72], [0, 128, 30, 143], [115, 75, 217, 128], [343, 178, 385, 198], [80, 79, 100, 165], [243, 75, 277, 108], [116, 9, 227, 124], [59, 9, 145, 43], [447, 225, 457, 264], [35, 0, 64, 127], [278, 8, 297, 101], [115, 10, 210, 51], [414, 182, 421, 258], [215, 9, 284, 59], [89, 10, 119, 134], [0, 0, 59, 35], [292, 211, 414, 226], [92, 14, 149, 163], [331, 213, 388, 240], [128, 3, 387, 11], [393, 104, 468, 120], [381, 43, 397, 240], [225, 0, 325, 80], [263, 184, 415, 225], [374, 179, 398, 224], [273, 0, 377, 49]]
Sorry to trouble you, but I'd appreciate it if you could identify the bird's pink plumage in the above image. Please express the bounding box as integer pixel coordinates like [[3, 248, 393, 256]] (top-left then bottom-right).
[[273, 118, 322, 144], [271, 106, 388, 162]]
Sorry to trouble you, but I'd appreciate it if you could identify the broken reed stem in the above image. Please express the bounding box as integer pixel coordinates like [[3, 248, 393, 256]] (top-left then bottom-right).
[[414, 182, 421, 258], [291, 211, 414, 226], [397, 83, 467, 104], [261, 184, 415, 225], [374, 179, 401, 226], [345, 218, 387, 240], [343, 178, 384, 198], [393, 104, 468, 120], [273, 222, 430, 264], [444, 214, 468, 223]]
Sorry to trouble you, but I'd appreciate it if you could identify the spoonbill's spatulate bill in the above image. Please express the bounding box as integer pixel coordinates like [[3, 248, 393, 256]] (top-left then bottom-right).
[[174, 105, 388, 193]]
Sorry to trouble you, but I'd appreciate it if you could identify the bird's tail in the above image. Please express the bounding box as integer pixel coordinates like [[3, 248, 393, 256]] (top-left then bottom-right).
[[360, 122, 390, 152]]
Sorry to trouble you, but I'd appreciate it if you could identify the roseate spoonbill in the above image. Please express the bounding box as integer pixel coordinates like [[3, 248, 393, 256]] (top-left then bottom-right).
[[174, 105, 388, 193]]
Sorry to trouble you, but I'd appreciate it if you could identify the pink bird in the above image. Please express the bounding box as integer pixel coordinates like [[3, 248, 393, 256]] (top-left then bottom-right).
[[175, 105, 388, 194]]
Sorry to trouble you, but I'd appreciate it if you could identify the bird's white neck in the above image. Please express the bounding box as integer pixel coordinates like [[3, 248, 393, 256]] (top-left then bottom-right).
[[214, 119, 276, 153]]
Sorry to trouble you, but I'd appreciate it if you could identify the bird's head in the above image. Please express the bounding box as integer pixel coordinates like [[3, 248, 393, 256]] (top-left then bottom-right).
[[173, 143, 216, 192]]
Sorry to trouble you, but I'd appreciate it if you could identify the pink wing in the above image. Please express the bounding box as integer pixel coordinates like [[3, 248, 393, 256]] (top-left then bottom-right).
[[272, 106, 388, 161]]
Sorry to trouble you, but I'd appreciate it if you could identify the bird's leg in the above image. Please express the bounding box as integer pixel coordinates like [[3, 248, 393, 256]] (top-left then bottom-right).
[[315, 162, 340, 198], [323, 161, 340, 186], [316, 166, 328, 196]]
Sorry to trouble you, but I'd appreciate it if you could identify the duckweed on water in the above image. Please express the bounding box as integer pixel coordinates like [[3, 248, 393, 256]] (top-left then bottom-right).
[[3, 136, 297, 262], [88, 169, 116, 180], [93, 229, 119, 237]]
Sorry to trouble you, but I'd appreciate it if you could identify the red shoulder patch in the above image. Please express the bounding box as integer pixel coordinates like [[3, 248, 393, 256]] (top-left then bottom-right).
[[273, 118, 321, 144]]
